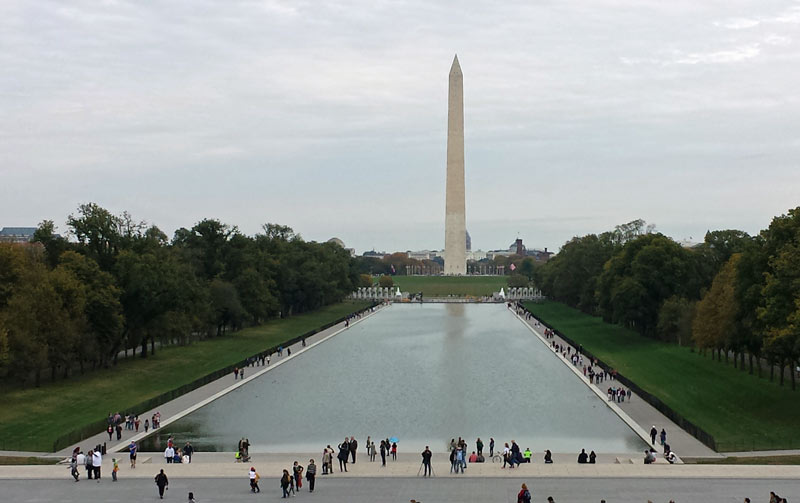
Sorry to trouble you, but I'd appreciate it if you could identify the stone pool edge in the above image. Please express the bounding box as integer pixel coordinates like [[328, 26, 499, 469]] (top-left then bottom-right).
[[510, 308, 654, 450]]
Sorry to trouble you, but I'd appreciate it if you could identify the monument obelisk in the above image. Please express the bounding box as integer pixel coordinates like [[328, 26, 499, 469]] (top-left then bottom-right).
[[444, 55, 466, 275]]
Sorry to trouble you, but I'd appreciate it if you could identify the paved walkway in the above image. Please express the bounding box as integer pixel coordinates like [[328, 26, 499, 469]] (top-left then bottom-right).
[[1, 452, 799, 480], [2, 475, 797, 503], [511, 307, 721, 459], [51, 304, 386, 457]]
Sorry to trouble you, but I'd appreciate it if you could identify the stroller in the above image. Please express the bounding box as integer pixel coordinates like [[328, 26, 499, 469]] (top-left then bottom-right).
[[235, 449, 251, 463]]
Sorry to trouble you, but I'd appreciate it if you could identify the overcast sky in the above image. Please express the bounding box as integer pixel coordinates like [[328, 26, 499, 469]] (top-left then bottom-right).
[[2, 0, 799, 253]]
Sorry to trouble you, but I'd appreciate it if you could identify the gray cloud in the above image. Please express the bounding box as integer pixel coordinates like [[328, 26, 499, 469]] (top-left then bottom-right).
[[1, 0, 799, 253]]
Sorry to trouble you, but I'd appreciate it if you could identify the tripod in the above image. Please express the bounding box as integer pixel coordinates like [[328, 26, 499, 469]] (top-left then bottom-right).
[[417, 461, 435, 477]]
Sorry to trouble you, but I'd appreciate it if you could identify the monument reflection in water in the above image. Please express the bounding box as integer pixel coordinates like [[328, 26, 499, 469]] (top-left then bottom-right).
[[142, 304, 645, 453]]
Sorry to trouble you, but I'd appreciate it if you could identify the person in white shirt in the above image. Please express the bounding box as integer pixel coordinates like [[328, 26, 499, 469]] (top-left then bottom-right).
[[92, 450, 102, 481], [165, 446, 175, 464]]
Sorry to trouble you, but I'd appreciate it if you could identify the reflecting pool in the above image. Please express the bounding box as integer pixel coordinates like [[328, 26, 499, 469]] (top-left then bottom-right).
[[142, 304, 645, 453]]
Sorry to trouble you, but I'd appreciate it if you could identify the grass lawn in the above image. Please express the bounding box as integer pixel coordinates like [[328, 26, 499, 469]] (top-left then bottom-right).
[[0, 301, 370, 452], [523, 301, 800, 452], [392, 276, 507, 296], [0, 456, 60, 465], [695, 455, 800, 465]]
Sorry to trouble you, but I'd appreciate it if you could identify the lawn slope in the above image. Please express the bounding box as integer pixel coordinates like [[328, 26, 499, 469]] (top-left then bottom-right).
[[524, 301, 800, 452]]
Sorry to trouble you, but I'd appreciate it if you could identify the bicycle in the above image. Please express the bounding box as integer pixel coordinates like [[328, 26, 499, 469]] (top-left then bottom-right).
[[491, 452, 503, 463]]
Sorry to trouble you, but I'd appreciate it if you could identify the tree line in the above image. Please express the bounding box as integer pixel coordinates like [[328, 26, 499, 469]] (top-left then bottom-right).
[[0, 203, 358, 386], [534, 211, 800, 389]]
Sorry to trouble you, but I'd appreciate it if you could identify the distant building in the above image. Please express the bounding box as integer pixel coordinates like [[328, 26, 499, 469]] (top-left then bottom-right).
[[362, 250, 386, 259], [527, 248, 554, 262], [408, 250, 433, 260], [327, 237, 356, 257], [0, 227, 37, 243]]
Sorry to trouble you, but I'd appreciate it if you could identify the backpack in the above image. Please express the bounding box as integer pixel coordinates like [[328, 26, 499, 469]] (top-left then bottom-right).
[[523, 490, 531, 503]]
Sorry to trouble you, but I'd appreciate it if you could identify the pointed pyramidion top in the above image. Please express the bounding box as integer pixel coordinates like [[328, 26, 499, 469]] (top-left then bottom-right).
[[450, 54, 462, 76]]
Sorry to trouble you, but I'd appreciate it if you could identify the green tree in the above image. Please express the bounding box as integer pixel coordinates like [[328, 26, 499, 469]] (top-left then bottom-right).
[[58, 251, 124, 368], [758, 207, 800, 388], [656, 296, 694, 345], [692, 255, 740, 360], [32, 220, 70, 268]]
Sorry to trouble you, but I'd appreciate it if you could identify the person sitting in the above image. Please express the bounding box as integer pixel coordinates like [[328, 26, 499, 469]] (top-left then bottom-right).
[[468, 451, 478, 463], [644, 450, 656, 464], [522, 448, 532, 463], [475, 453, 485, 463], [589, 451, 596, 464], [665, 451, 677, 464], [577, 449, 588, 463], [543, 450, 553, 464]]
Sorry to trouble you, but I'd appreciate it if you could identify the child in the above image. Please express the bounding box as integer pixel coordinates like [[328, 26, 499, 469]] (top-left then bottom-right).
[[112, 458, 119, 481]]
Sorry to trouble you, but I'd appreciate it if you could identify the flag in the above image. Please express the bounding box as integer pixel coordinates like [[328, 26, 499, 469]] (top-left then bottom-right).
[[391, 264, 396, 274], [510, 263, 516, 271]]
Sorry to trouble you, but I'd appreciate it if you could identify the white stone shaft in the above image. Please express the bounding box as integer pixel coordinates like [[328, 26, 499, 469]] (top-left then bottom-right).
[[444, 55, 466, 275]]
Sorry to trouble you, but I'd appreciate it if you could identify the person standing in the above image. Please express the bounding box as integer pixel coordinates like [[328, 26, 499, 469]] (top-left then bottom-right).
[[144, 419, 150, 432], [154, 469, 169, 499], [489, 438, 495, 457], [293, 461, 303, 490], [306, 459, 317, 493], [476, 438, 484, 456], [84, 449, 94, 479], [183, 442, 194, 463], [380, 440, 387, 466], [370, 441, 377, 462], [659, 428, 667, 446], [421, 446, 432, 477], [322, 446, 331, 475], [249, 466, 260, 493], [112, 458, 119, 481], [107, 424, 113, 441], [129, 441, 138, 469], [92, 449, 102, 481], [349, 436, 358, 463], [337, 439, 349, 472], [391, 442, 397, 461], [165, 445, 175, 464], [649, 426, 658, 445]]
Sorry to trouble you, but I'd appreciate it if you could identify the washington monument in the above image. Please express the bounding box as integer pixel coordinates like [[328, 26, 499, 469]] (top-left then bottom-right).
[[444, 55, 466, 275]]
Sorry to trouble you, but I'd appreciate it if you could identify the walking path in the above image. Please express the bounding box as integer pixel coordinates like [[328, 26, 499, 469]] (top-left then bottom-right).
[[510, 306, 722, 459], [46, 304, 387, 457], [1, 452, 799, 480]]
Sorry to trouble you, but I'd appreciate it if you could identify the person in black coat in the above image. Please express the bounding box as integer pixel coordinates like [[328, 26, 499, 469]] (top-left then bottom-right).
[[154, 469, 169, 499], [577, 449, 588, 463], [337, 438, 349, 472]]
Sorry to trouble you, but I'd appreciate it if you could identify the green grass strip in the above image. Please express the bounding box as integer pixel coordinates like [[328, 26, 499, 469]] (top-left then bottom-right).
[[392, 276, 507, 296]]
